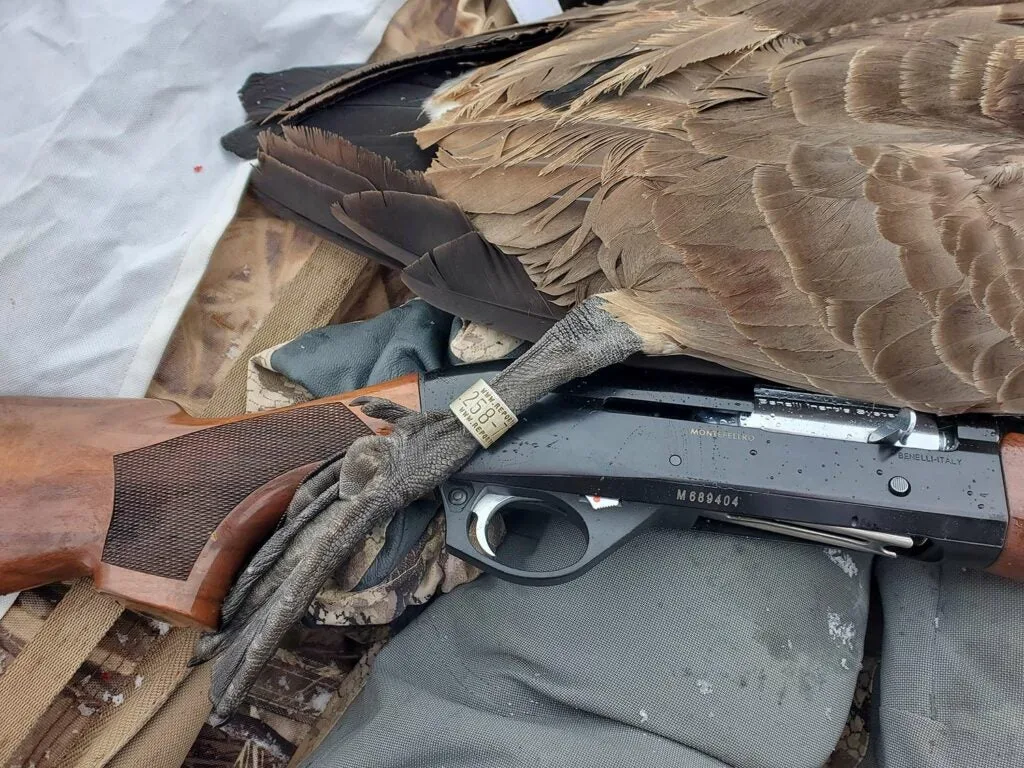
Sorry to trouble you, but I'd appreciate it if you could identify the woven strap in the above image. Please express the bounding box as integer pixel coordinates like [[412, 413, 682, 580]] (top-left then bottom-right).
[[102, 656, 214, 768], [54, 628, 202, 768], [203, 242, 370, 416], [0, 582, 123, 764]]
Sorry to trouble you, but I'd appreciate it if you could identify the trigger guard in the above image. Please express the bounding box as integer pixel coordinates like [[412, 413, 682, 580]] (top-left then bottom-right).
[[442, 482, 672, 585]]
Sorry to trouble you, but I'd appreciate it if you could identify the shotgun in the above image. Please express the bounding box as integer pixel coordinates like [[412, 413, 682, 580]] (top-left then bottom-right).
[[3, 363, 1024, 631]]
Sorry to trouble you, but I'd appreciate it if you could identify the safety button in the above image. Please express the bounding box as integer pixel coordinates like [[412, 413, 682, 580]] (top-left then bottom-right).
[[888, 476, 911, 497]]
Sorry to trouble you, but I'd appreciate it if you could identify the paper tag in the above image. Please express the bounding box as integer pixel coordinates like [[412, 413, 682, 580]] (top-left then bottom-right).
[[450, 379, 518, 448]]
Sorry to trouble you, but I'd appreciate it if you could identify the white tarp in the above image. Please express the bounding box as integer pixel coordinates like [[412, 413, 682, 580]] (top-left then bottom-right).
[[0, 0, 405, 397]]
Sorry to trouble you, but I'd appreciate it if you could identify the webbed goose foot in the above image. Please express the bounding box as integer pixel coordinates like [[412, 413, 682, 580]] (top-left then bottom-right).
[[192, 296, 644, 723]]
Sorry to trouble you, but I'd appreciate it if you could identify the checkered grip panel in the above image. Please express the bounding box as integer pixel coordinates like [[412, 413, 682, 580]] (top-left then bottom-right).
[[102, 402, 369, 580]]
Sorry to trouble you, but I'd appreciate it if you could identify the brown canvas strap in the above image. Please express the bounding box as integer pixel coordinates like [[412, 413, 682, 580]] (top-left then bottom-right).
[[54, 628, 202, 768], [99, 651, 214, 768], [0, 583, 123, 764]]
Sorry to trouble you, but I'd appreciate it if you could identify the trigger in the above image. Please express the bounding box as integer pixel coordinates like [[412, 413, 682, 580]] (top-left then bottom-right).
[[470, 493, 514, 557]]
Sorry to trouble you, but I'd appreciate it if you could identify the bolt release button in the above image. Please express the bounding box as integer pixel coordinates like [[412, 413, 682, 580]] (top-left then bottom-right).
[[888, 476, 911, 497]]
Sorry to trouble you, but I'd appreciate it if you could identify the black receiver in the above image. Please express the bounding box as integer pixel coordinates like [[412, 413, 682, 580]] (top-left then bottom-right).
[[422, 363, 1011, 584]]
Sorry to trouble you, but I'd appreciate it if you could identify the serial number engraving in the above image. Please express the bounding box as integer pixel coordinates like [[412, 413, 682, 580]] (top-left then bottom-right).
[[676, 488, 741, 508], [689, 427, 755, 442]]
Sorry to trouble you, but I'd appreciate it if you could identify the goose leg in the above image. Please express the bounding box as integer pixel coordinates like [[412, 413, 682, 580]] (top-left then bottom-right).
[[195, 296, 644, 723]]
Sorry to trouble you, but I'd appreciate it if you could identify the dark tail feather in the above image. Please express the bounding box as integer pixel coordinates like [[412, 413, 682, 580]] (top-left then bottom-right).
[[241, 66, 358, 123], [260, 131, 376, 196], [268, 7, 624, 126], [280, 126, 433, 196], [223, 65, 457, 168], [222, 10, 615, 168], [221, 65, 357, 159], [404, 233, 565, 342], [255, 128, 452, 266], [251, 128, 464, 270], [331, 191, 475, 268], [291, 69, 458, 172], [251, 146, 391, 266], [251, 126, 563, 338]]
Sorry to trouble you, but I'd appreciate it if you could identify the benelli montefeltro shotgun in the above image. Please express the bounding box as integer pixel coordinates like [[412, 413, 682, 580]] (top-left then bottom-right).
[[3, 362, 1024, 629]]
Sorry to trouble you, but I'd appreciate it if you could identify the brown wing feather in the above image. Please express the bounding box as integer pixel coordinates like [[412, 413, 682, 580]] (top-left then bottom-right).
[[694, 0, 1005, 36]]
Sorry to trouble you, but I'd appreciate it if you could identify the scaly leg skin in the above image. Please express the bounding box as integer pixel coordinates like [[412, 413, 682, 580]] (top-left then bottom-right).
[[192, 296, 644, 724]]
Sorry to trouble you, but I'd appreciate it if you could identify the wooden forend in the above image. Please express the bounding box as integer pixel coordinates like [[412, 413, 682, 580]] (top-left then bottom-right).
[[990, 432, 1024, 580], [0, 373, 421, 627]]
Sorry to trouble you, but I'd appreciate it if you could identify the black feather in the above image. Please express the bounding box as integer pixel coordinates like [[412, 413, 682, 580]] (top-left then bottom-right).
[[273, 21, 581, 123], [259, 132, 376, 196], [539, 55, 633, 109], [331, 191, 475, 268], [242, 66, 359, 123], [223, 18, 584, 167], [250, 156, 402, 268], [278, 127, 435, 195], [404, 233, 565, 341], [292, 69, 463, 172], [222, 65, 356, 158]]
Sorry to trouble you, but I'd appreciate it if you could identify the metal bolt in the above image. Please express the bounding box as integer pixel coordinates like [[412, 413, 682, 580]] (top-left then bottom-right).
[[449, 488, 469, 505]]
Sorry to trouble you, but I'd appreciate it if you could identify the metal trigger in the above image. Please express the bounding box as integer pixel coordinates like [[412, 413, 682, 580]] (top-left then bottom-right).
[[469, 493, 515, 557]]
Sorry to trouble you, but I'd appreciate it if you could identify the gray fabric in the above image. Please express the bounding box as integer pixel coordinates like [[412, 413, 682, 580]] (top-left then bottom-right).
[[870, 560, 1024, 768], [271, 299, 457, 397], [307, 531, 871, 768]]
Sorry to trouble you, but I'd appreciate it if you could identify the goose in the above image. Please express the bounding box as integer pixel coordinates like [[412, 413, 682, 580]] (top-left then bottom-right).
[[196, 0, 1024, 719]]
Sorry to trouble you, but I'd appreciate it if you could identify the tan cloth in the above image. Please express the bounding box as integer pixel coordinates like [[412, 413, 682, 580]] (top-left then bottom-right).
[[372, 0, 514, 61], [147, 195, 322, 416], [150, 196, 413, 417]]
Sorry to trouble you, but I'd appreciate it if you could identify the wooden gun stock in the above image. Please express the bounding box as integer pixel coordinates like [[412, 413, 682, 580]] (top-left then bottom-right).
[[991, 432, 1024, 580], [0, 375, 421, 628]]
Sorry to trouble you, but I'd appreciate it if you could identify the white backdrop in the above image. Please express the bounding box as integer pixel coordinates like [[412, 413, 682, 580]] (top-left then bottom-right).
[[0, 0, 405, 397]]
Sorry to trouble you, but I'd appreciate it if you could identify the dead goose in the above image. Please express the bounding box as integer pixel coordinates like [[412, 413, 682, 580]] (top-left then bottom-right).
[[198, 0, 1024, 719]]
